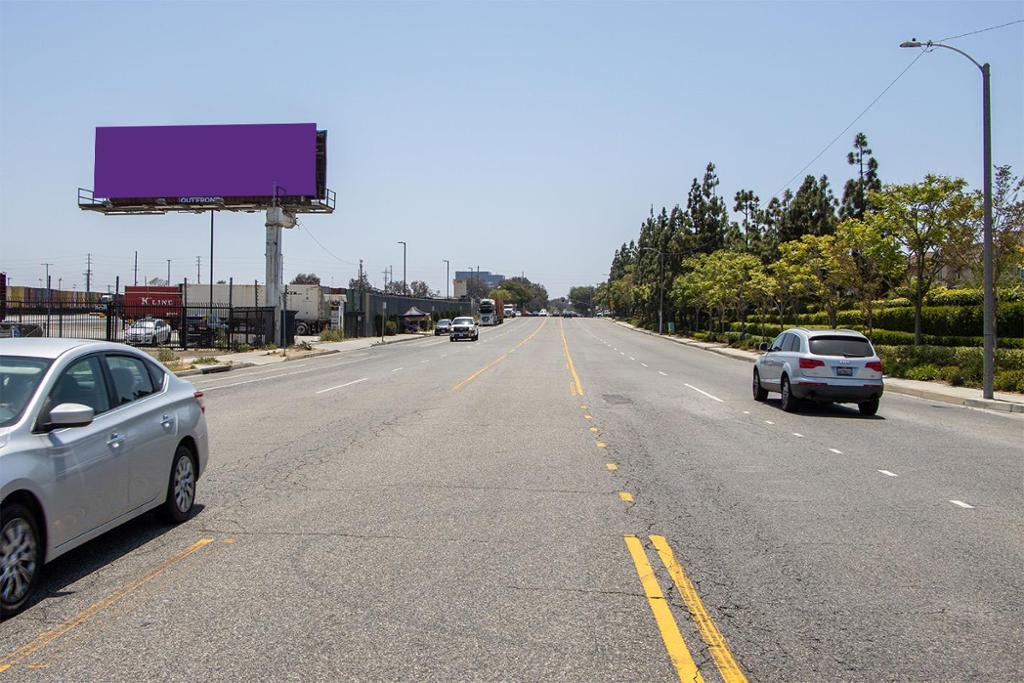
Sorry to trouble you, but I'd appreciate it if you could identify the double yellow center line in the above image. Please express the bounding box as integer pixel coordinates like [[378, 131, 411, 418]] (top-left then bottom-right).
[[625, 535, 747, 683], [450, 317, 548, 392]]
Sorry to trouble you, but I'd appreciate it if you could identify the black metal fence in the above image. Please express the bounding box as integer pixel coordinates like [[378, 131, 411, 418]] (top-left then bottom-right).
[[0, 298, 283, 350]]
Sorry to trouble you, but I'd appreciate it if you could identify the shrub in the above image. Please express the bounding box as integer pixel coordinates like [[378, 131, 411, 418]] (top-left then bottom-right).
[[157, 348, 175, 363], [385, 320, 398, 336], [994, 369, 1024, 393], [936, 365, 965, 386], [905, 363, 940, 381], [233, 342, 253, 352], [320, 329, 344, 342], [193, 356, 219, 365]]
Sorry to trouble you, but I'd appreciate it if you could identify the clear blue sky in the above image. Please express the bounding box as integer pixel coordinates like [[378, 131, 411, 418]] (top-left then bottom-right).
[[2, 1, 1022, 297]]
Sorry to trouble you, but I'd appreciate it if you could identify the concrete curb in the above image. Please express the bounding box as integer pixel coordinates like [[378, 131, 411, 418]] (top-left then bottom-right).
[[370, 335, 433, 348], [175, 361, 254, 378], [609, 319, 1024, 414]]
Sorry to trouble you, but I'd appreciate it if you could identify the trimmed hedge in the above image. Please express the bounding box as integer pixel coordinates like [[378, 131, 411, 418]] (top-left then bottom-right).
[[747, 302, 1023, 338], [876, 345, 1024, 392], [725, 321, 1024, 349]]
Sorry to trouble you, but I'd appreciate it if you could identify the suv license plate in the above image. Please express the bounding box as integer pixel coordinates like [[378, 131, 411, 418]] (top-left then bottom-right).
[[836, 367, 853, 376]]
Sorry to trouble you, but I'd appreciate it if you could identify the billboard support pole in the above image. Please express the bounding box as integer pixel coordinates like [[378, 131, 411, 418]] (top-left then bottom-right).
[[209, 211, 214, 325], [265, 205, 295, 347]]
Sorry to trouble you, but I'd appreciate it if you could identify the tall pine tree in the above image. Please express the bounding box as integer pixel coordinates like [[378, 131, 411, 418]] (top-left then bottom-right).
[[840, 133, 881, 220]]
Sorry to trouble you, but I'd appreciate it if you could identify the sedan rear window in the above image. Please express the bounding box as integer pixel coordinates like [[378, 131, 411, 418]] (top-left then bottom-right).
[[809, 336, 873, 357]]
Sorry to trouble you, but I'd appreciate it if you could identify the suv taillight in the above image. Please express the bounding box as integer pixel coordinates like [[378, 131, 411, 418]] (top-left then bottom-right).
[[799, 358, 825, 369], [866, 361, 883, 372], [194, 391, 206, 414]]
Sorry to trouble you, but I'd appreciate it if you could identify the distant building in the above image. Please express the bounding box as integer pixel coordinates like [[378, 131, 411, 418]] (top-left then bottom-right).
[[455, 270, 505, 291]]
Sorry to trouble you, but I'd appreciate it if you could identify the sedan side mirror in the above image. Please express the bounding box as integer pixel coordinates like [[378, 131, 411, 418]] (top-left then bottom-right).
[[758, 342, 769, 352], [48, 403, 95, 429]]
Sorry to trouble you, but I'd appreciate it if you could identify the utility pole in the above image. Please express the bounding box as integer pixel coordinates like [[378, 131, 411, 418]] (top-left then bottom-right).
[[41, 263, 52, 286], [383, 267, 389, 290], [196, 256, 201, 284], [443, 259, 450, 299], [133, 251, 138, 286], [166, 259, 171, 285], [85, 253, 92, 295], [397, 241, 407, 294]]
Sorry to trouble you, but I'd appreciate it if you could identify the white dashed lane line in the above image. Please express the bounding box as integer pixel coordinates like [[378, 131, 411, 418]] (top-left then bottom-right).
[[877, 469, 898, 477], [684, 383, 723, 403], [792, 432, 804, 438], [950, 500, 975, 509], [658, 371, 668, 376], [764, 420, 775, 425], [829, 448, 842, 454], [640, 362, 648, 368], [629, 356, 636, 361], [391, 367, 403, 373], [315, 377, 369, 395]]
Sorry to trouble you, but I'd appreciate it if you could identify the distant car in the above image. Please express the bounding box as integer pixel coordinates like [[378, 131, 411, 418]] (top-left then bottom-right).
[[0, 323, 44, 339], [435, 319, 452, 336], [0, 338, 209, 617], [449, 316, 478, 342], [125, 318, 171, 346], [752, 328, 884, 415], [539, 309, 548, 317], [185, 315, 227, 347]]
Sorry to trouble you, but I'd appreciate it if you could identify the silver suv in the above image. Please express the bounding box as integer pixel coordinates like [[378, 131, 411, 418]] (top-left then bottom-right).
[[752, 328, 883, 415]]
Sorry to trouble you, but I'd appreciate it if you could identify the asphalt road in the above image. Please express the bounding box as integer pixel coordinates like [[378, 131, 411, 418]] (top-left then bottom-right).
[[2, 318, 1021, 681]]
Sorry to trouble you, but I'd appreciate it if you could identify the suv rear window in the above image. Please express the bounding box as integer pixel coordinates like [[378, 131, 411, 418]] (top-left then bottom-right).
[[809, 336, 873, 357]]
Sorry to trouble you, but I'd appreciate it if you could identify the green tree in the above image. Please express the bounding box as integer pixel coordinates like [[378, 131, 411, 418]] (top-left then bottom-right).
[[409, 280, 432, 298], [870, 175, 979, 344], [568, 285, 597, 315], [832, 216, 903, 333], [782, 175, 837, 241], [291, 273, 321, 285], [687, 163, 730, 253], [840, 133, 881, 220]]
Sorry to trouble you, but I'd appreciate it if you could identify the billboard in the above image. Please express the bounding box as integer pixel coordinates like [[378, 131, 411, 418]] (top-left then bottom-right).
[[93, 123, 320, 200]]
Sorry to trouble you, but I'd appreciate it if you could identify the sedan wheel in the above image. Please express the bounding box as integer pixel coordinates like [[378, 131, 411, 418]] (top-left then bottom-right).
[[160, 446, 197, 523], [1, 504, 40, 618]]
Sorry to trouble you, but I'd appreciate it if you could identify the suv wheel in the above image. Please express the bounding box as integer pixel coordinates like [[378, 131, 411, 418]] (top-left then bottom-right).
[[752, 370, 768, 401], [1, 503, 41, 618], [780, 376, 800, 413], [858, 399, 879, 416]]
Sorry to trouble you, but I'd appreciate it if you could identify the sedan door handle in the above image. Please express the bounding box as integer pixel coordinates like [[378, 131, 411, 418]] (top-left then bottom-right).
[[107, 432, 126, 449], [160, 414, 174, 428]]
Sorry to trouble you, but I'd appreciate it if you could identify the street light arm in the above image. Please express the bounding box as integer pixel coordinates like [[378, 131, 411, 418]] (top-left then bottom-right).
[[902, 39, 985, 72]]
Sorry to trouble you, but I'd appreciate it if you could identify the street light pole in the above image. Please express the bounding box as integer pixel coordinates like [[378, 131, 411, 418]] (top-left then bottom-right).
[[443, 259, 450, 299], [901, 39, 995, 399], [397, 241, 407, 294]]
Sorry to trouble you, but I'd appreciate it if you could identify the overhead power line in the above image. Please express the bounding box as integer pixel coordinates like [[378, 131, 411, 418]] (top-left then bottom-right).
[[774, 49, 927, 198], [940, 18, 1024, 42], [297, 221, 359, 267]]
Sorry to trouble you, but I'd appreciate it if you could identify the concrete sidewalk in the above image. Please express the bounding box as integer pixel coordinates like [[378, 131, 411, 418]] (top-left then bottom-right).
[[612, 320, 1024, 414]]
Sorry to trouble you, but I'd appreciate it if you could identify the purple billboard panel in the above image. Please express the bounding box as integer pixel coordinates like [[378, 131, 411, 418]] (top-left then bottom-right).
[[93, 123, 317, 199]]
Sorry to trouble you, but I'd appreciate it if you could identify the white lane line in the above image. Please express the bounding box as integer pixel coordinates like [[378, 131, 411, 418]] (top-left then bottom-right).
[[950, 500, 975, 509], [420, 360, 429, 364], [640, 362, 648, 367], [629, 356, 636, 361], [619, 352, 625, 356], [315, 377, 369, 395], [792, 432, 804, 438], [877, 470, 898, 477], [684, 383, 723, 403], [658, 371, 668, 376], [201, 370, 303, 392], [829, 448, 842, 454], [764, 420, 774, 425], [391, 367, 403, 373], [742, 410, 750, 415]]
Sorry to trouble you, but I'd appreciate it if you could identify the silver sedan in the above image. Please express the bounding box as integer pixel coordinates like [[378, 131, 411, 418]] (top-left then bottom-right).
[[0, 338, 209, 618]]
